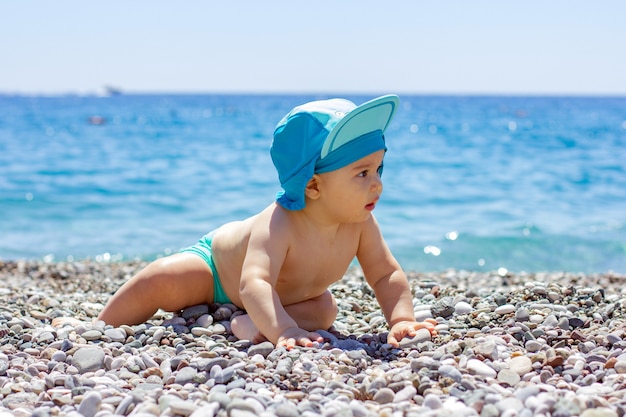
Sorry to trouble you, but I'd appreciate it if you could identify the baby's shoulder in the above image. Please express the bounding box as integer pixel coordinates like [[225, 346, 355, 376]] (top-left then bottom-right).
[[247, 204, 295, 241]]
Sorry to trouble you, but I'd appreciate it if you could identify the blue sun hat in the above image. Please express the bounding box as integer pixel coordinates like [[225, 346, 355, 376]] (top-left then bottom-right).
[[271, 94, 399, 210]]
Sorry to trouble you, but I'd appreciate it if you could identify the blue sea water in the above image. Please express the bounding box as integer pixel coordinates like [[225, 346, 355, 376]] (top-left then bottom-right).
[[1, 94, 625, 273]]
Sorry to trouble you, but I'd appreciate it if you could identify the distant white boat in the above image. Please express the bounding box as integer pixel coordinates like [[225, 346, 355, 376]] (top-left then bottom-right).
[[104, 85, 123, 96], [94, 85, 124, 97]]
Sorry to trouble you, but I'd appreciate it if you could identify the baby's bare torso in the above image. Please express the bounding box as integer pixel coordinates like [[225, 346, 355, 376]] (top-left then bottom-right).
[[209, 204, 362, 308]]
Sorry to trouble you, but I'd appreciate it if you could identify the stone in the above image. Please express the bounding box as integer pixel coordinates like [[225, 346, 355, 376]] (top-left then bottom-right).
[[579, 408, 618, 417], [182, 304, 210, 320], [246, 341, 274, 358], [104, 328, 127, 342], [494, 304, 516, 315], [373, 388, 395, 404], [169, 399, 199, 416], [73, 347, 105, 373], [196, 314, 213, 328], [394, 385, 417, 403], [77, 390, 102, 417], [438, 364, 463, 383], [273, 402, 299, 417], [195, 357, 229, 372], [497, 369, 520, 386], [175, 366, 198, 385], [227, 398, 263, 414], [525, 340, 542, 352], [399, 328, 431, 348], [568, 317, 586, 329], [1, 392, 39, 410], [496, 397, 524, 413], [509, 355, 532, 375], [81, 329, 103, 341], [515, 308, 530, 322], [423, 393, 442, 409], [475, 340, 497, 360], [454, 302, 473, 315], [431, 298, 455, 318], [467, 359, 496, 378], [189, 403, 220, 417]]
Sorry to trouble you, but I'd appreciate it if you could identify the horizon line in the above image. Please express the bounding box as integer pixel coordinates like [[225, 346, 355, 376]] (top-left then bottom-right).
[[2, 89, 626, 99]]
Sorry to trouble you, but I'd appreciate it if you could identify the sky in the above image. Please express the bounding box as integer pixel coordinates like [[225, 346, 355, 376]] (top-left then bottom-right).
[[1, 1, 625, 96]]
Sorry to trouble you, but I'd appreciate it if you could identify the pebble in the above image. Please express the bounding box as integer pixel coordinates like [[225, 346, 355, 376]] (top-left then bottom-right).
[[614, 360, 626, 373], [525, 340, 543, 352], [104, 328, 126, 342], [398, 328, 431, 347], [392, 385, 415, 403], [1, 261, 625, 416], [495, 304, 516, 315], [454, 301, 473, 315], [509, 355, 533, 375], [77, 391, 102, 417], [169, 399, 199, 415], [72, 347, 105, 373], [467, 359, 497, 378], [580, 409, 619, 417], [438, 364, 463, 383], [431, 298, 455, 318], [497, 369, 521, 386], [182, 304, 209, 320], [175, 366, 198, 385], [475, 340, 497, 359], [373, 388, 395, 404], [81, 329, 102, 341], [515, 307, 530, 321]]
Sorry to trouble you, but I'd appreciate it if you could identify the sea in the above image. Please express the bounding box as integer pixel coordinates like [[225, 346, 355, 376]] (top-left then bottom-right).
[[1, 93, 625, 274]]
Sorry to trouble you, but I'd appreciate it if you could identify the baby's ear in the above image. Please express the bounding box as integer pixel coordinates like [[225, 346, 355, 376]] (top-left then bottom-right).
[[304, 175, 321, 200]]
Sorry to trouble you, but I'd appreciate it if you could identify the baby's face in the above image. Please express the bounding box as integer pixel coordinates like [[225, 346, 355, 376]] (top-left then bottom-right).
[[316, 150, 385, 222]]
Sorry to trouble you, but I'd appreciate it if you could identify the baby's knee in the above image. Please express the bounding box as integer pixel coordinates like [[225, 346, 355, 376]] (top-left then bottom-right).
[[132, 259, 178, 294], [318, 291, 338, 327]]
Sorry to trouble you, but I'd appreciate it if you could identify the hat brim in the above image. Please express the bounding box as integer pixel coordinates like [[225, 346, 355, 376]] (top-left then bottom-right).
[[320, 94, 399, 160]]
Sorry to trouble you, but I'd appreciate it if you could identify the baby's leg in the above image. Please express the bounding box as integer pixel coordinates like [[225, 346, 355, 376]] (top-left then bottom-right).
[[96, 253, 214, 327], [231, 290, 337, 343], [283, 290, 338, 331]]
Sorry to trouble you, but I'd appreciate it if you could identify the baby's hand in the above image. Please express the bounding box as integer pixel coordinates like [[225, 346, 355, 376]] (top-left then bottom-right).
[[276, 327, 324, 350], [387, 319, 438, 347]]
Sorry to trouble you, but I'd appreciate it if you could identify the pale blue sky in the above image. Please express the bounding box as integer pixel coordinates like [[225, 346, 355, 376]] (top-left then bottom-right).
[[1, 1, 625, 95]]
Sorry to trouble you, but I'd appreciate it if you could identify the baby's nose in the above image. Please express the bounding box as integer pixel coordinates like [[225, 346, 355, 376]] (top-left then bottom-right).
[[372, 176, 383, 191]]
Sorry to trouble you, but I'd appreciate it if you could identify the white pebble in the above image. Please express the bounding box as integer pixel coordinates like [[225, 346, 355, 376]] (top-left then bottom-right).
[[509, 356, 533, 375], [467, 359, 497, 378], [77, 390, 102, 417], [495, 305, 516, 315], [454, 302, 473, 315], [423, 393, 442, 409]]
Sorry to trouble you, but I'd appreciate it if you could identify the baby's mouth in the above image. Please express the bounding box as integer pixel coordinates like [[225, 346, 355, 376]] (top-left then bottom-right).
[[365, 199, 378, 211]]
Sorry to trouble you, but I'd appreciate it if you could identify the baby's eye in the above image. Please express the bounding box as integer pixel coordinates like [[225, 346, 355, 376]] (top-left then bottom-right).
[[377, 164, 384, 176], [358, 170, 368, 177]]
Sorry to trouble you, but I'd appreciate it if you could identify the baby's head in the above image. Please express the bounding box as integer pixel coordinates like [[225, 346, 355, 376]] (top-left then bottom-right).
[[271, 95, 399, 210]]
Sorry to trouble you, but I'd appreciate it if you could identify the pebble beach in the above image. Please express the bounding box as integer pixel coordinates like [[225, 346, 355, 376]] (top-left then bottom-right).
[[1, 260, 625, 417]]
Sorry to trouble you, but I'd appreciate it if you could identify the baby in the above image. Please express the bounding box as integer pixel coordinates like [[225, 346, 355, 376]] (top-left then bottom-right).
[[90, 95, 436, 349]]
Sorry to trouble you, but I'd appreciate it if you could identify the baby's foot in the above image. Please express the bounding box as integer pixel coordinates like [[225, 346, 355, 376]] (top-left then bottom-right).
[[51, 317, 86, 328], [230, 314, 267, 344]]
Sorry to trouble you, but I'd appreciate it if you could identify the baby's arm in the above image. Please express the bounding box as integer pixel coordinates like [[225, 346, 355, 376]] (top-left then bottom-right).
[[238, 225, 322, 348], [238, 266, 321, 347], [370, 267, 436, 344], [358, 217, 437, 346], [371, 269, 437, 346]]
